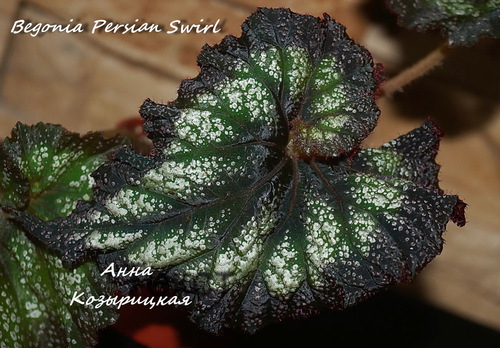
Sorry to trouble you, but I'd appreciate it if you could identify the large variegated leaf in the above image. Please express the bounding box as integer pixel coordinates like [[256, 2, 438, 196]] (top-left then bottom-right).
[[16, 9, 464, 334], [387, 0, 500, 46], [0, 123, 123, 347]]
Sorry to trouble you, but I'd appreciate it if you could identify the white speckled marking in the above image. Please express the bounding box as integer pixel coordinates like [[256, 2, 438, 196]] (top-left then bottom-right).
[[263, 233, 303, 297]]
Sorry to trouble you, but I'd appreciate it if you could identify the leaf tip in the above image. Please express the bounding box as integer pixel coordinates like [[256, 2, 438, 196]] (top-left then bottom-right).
[[451, 197, 467, 227]]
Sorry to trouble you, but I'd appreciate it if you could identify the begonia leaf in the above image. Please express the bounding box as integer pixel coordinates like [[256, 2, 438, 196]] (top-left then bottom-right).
[[16, 9, 464, 334]]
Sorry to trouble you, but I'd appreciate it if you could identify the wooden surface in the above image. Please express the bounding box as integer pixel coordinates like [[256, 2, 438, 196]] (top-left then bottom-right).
[[0, 0, 499, 338]]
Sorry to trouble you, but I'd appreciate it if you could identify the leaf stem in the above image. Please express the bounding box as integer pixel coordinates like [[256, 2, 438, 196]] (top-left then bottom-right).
[[379, 42, 451, 97]]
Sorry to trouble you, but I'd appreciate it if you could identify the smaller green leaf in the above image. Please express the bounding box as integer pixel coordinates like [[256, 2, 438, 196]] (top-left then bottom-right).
[[2, 123, 125, 220], [387, 0, 500, 46], [0, 123, 125, 347]]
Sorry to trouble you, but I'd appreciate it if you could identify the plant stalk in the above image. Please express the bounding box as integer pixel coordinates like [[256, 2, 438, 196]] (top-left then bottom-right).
[[379, 42, 451, 97]]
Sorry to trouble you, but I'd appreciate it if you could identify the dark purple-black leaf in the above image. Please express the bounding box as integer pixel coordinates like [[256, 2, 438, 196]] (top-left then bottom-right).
[[387, 0, 500, 46], [16, 9, 465, 334]]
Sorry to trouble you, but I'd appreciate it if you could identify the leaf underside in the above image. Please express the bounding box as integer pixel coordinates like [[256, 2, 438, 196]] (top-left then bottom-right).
[[0, 123, 122, 347], [17, 8, 464, 334], [387, 0, 500, 46]]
